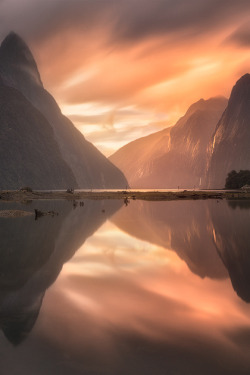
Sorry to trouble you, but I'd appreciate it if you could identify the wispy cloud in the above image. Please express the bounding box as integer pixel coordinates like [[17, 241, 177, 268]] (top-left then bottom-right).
[[0, 0, 249, 153], [224, 20, 250, 47]]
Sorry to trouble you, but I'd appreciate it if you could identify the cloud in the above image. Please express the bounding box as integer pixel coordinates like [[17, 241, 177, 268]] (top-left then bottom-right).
[[55, 37, 192, 107], [224, 21, 250, 47], [109, 0, 250, 43], [12, 0, 247, 110], [0, 0, 118, 44], [0, 0, 249, 153], [66, 105, 169, 155], [1, 0, 250, 47]]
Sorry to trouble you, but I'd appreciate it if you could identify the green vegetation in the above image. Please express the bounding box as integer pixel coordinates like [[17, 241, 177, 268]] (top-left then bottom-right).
[[225, 170, 250, 189]]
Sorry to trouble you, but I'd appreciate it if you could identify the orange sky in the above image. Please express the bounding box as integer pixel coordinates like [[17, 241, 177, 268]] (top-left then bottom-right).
[[1, 0, 250, 155]]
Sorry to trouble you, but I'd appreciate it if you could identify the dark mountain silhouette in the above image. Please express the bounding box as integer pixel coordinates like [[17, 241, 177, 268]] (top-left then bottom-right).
[[0, 199, 122, 345], [0, 32, 128, 189], [110, 97, 227, 188], [0, 81, 76, 189], [207, 74, 250, 188]]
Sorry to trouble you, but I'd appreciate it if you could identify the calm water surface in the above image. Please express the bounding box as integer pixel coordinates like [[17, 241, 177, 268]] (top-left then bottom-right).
[[0, 199, 250, 374]]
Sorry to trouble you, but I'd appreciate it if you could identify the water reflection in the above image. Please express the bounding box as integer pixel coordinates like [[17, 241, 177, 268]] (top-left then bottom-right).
[[0, 199, 121, 345], [112, 199, 250, 302], [211, 200, 250, 302], [1, 199, 250, 374], [39, 198, 250, 375], [112, 200, 228, 279]]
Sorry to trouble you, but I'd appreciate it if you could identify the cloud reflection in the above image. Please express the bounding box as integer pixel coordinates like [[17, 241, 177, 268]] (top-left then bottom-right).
[[37, 218, 250, 374]]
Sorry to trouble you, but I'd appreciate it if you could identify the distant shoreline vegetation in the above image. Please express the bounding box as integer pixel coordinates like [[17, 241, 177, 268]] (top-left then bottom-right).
[[225, 170, 250, 189]]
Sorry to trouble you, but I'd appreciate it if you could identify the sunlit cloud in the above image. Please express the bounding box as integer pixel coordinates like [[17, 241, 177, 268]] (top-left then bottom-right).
[[1, 0, 250, 153], [63, 103, 169, 155], [224, 19, 250, 48]]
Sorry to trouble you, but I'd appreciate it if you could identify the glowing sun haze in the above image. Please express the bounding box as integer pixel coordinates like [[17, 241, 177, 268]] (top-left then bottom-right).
[[1, 0, 250, 155]]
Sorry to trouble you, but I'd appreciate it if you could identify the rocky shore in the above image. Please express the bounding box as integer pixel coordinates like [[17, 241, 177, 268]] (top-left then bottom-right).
[[0, 189, 249, 202], [0, 209, 33, 218]]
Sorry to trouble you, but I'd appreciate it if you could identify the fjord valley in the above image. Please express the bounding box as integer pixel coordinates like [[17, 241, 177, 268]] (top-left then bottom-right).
[[1, 0, 250, 373], [110, 97, 228, 188], [0, 32, 250, 192], [110, 75, 250, 190]]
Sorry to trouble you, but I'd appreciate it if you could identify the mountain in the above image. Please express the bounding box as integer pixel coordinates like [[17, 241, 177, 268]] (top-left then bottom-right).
[[0, 81, 77, 189], [110, 97, 227, 188], [0, 32, 128, 189], [206, 74, 250, 188], [109, 127, 172, 188]]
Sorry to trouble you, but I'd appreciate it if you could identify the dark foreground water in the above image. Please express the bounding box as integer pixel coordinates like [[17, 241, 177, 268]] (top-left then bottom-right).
[[0, 198, 250, 374]]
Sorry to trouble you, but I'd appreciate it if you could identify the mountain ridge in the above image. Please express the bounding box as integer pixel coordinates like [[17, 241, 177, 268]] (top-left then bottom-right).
[[110, 96, 228, 188]]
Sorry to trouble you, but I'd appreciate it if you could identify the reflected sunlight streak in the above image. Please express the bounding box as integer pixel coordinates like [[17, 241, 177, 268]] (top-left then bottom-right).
[[37, 203, 250, 373], [55, 220, 250, 339]]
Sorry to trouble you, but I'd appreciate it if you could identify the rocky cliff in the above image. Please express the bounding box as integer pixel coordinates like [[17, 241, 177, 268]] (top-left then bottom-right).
[[110, 97, 227, 188], [206, 74, 250, 188], [109, 127, 172, 188]]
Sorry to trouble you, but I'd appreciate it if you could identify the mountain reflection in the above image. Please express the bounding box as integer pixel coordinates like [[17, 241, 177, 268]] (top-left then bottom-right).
[[112, 199, 250, 302], [0, 199, 121, 345], [112, 200, 228, 279], [1, 199, 250, 375], [211, 200, 250, 302]]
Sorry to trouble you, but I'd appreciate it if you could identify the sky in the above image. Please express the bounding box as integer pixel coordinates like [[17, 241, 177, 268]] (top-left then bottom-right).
[[1, 0, 250, 155]]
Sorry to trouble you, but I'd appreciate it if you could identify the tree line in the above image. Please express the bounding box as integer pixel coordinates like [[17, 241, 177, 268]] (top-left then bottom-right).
[[225, 170, 250, 189]]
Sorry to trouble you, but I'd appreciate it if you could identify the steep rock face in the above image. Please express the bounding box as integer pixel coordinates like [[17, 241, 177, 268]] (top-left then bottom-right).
[[110, 97, 227, 188], [153, 97, 228, 188], [0, 82, 76, 189], [0, 32, 128, 189], [207, 74, 250, 188], [109, 127, 172, 187]]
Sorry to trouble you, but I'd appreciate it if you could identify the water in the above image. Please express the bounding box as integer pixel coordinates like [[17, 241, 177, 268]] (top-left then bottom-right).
[[0, 199, 250, 374]]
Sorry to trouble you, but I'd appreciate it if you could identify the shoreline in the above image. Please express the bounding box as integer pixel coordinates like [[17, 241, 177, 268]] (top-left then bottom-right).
[[0, 189, 250, 202]]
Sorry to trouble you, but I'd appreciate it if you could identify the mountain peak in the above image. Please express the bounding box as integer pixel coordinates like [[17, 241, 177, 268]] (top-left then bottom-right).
[[1, 32, 35, 64], [236, 73, 250, 83], [227, 73, 250, 108], [185, 96, 227, 117], [2, 31, 25, 46], [232, 73, 250, 93], [0, 32, 43, 87]]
